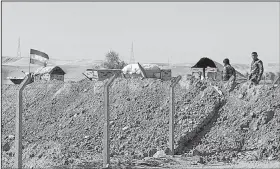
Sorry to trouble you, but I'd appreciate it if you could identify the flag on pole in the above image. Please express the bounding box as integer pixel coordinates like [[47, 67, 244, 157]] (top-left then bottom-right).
[[30, 49, 49, 66]]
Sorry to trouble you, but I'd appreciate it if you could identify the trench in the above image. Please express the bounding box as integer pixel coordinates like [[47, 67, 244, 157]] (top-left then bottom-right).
[[175, 98, 227, 155]]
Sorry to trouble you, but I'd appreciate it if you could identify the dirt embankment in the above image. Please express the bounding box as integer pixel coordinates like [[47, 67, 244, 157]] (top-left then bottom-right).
[[1, 77, 279, 168]]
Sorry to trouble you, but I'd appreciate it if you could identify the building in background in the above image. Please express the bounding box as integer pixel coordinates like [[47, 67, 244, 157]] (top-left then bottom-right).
[[34, 66, 65, 82]]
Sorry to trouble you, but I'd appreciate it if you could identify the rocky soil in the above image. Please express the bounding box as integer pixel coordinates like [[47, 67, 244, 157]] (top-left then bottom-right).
[[1, 77, 279, 168]]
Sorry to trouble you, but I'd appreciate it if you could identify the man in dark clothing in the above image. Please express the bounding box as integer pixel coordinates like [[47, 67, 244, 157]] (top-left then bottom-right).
[[248, 52, 264, 85], [222, 58, 236, 82]]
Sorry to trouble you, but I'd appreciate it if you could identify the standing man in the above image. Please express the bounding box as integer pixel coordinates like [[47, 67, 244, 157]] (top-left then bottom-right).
[[222, 58, 236, 82], [248, 52, 264, 85]]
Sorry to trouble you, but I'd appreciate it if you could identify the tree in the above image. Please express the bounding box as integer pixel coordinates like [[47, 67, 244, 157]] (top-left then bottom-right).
[[92, 63, 101, 69], [103, 50, 127, 69]]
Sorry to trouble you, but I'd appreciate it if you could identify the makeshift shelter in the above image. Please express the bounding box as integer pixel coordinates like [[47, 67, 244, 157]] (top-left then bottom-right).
[[191, 57, 246, 81], [34, 66, 65, 82], [83, 69, 122, 81]]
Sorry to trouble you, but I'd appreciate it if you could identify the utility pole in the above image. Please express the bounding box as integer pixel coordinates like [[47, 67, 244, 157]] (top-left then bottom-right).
[[129, 42, 135, 64], [168, 57, 170, 68], [17, 37, 21, 58]]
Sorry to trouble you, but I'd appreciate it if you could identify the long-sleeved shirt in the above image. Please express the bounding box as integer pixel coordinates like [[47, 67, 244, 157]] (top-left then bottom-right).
[[222, 64, 236, 81], [249, 59, 264, 82]]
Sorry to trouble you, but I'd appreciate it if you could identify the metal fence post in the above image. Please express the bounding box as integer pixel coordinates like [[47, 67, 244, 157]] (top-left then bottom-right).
[[137, 62, 147, 78], [169, 75, 182, 156], [103, 75, 116, 168], [15, 74, 31, 169]]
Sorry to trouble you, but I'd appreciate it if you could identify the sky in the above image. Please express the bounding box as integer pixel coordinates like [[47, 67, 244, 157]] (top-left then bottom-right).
[[2, 2, 279, 64]]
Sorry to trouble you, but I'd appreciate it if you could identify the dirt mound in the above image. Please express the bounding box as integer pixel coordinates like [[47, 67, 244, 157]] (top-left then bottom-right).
[[1, 77, 279, 168], [1, 77, 206, 168], [190, 84, 280, 163]]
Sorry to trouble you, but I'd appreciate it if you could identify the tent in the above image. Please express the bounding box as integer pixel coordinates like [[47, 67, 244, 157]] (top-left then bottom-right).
[[191, 57, 246, 82], [122, 63, 161, 78], [122, 63, 160, 75], [121, 63, 172, 80]]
